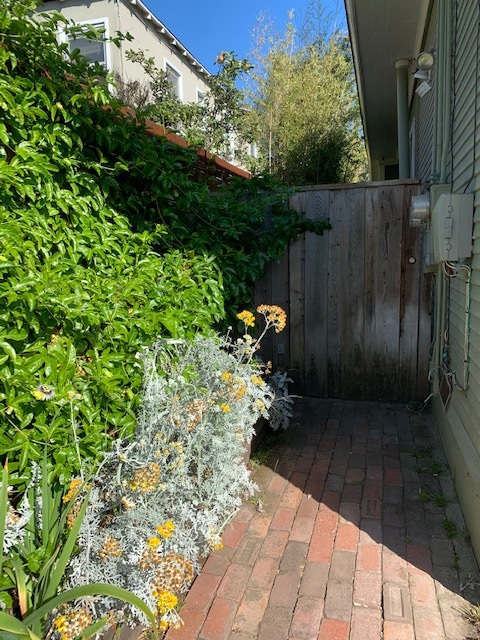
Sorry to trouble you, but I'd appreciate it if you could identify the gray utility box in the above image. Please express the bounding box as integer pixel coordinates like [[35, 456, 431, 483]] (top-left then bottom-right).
[[431, 193, 474, 263]]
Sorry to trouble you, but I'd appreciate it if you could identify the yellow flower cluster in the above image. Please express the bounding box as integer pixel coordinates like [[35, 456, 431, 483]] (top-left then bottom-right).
[[157, 520, 175, 538], [99, 535, 123, 560], [130, 463, 161, 493], [54, 609, 93, 640], [251, 375, 264, 386], [152, 589, 178, 614], [219, 403, 231, 413], [237, 310, 255, 327], [257, 304, 287, 333], [147, 536, 161, 550], [62, 478, 82, 504], [222, 373, 247, 401]]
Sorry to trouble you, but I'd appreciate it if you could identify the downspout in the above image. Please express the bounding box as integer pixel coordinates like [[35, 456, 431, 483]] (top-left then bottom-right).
[[396, 59, 410, 179], [432, 0, 446, 182]]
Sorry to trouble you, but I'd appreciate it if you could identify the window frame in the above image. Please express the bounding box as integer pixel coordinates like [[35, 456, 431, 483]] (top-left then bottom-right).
[[60, 17, 111, 71], [164, 60, 183, 101]]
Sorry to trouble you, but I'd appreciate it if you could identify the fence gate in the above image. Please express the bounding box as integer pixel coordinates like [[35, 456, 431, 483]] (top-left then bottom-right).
[[254, 180, 431, 401]]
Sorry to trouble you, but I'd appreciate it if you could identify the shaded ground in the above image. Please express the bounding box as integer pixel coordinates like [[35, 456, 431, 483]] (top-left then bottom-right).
[[166, 397, 480, 640]]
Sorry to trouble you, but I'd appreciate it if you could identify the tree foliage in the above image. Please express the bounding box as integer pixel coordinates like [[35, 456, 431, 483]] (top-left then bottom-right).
[[124, 49, 256, 167], [247, 3, 368, 185], [0, 1, 329, 487]]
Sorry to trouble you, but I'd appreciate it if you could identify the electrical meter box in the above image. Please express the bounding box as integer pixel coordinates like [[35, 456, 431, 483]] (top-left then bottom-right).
[[430, 193, 474, 263]]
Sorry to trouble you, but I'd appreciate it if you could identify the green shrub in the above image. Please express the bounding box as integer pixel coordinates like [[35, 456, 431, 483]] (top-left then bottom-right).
[[0, 1, 329, 487]]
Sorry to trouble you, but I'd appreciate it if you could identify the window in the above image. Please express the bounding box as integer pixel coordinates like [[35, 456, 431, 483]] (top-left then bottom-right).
[[196, 89, 206, 103], [65, 19, 110, 69], [165, 62, 181, 99]]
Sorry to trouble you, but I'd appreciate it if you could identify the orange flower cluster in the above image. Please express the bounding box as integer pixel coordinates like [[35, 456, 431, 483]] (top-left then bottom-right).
[[130, 463, 162, 493], [62, 478, 82, 504], [256, 304, 287, 333], [99, 535, 123, 560], [54, 609, 93, 640]]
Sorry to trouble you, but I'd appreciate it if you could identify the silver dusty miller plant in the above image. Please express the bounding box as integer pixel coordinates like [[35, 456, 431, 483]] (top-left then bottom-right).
[[62, 306, 293, 633]]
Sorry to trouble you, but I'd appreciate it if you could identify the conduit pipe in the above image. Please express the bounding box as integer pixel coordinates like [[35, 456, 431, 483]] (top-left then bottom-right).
[[431, 0, 452, 394]]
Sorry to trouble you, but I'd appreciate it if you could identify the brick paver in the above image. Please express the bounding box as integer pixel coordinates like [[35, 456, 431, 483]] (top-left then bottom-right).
[[166, 398, 480, 640]]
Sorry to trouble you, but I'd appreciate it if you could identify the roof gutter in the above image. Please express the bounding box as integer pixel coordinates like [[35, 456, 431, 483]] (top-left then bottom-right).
[[343, 0, 371, 173]]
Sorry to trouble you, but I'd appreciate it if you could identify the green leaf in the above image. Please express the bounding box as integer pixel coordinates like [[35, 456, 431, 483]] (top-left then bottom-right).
[[0, 462, 9, 569], [0, 341, 16, 363], [0, 612, 37, 638], [43, 489, 90, 600], [23, 584, 158, 639]]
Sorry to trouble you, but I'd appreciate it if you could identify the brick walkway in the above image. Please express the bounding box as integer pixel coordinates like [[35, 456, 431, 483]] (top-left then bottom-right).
[[166, 398, 480, 640]]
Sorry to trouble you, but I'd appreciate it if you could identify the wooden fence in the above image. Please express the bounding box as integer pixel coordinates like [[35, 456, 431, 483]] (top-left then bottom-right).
[[254, 180, 431, 401]]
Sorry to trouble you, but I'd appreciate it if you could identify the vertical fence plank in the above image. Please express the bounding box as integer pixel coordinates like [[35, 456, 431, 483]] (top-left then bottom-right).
[[339, 188, 366, 398], [288, 230, 305, 393], [363, 187, 377, 399], [370, 186, 404, 399], [327, 189, 342, 397], [303, 190, 330, 397]]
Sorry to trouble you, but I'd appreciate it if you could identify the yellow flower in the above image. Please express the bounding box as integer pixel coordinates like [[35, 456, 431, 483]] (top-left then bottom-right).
[[62, 478, 82, 503], [219, 403, 231, 413], [53, 609, 93, 640], [54, 615, 68, 632], [251, 375, 264, 386], [237, 310, 255, 327], [221, 371, 233, 381], [153, 589, 178, 614], [147, 536, 161, 549], [157, 520, 175, 538]]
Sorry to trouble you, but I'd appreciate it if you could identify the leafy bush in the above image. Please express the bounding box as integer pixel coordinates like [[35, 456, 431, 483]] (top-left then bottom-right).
[[62, 308, 290, 632], [0, 1, 329, 487], [0, 462, 160, 640]]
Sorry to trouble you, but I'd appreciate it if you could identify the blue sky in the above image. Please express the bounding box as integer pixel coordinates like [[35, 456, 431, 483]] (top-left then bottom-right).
[[144, 1, 347, 74]]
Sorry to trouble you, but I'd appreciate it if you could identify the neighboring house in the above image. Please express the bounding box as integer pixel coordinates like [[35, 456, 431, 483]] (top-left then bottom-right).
[[39, 0, 255, 169], [39, 0, 211, 106], [345, 0, 480, 559]]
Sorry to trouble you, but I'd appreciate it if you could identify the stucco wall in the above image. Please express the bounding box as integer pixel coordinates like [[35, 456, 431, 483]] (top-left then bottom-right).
[[38, 0, 210, 104]]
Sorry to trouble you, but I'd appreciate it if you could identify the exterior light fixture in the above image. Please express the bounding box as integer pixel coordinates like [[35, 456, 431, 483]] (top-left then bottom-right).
[[416, 50, 435, 71], [414, 50, 435, 97]]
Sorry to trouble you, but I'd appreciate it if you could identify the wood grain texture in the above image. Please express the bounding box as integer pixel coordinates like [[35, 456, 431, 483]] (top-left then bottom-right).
[[253, 181, 428, 401], [303, 190, 330, 397]]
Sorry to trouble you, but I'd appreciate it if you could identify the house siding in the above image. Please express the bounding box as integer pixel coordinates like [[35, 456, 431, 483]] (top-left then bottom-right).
[[424, 0, 480, 560], [413, 0, 437, 182]]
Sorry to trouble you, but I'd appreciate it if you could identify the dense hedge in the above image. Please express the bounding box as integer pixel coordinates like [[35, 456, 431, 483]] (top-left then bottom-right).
[[0, 2, 329, 486]]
